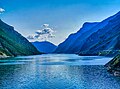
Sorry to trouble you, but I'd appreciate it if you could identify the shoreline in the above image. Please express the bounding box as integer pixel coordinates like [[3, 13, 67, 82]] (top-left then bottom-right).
[[0, 55, 9, 59]]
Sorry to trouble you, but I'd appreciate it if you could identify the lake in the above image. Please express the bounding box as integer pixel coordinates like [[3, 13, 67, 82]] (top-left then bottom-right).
[[0, 54, 120, 89]]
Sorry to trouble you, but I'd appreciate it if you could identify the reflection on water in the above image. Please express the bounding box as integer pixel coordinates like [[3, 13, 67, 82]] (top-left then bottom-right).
[[0, 54, 120, 89]]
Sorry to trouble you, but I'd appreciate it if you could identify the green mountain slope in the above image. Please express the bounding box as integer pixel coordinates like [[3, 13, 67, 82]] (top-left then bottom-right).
[[0, 20, 40, 57]]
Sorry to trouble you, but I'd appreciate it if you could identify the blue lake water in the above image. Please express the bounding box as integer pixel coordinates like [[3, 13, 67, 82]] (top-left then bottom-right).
[[0, 54, 120, 89]]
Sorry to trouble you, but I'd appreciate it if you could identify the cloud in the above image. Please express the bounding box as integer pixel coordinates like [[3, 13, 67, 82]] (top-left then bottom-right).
[[35, 27, 54, 35], [0, 8, 5, 13], [27, 24, 56, 41], [43, 24, 49, 28], [27, 35, 35, 39]]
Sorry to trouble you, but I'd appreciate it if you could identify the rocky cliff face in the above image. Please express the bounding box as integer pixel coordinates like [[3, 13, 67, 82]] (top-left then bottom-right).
[[105, 54, 120, 76], [54, 11, 120, 56], [0, 20, 40, 57]]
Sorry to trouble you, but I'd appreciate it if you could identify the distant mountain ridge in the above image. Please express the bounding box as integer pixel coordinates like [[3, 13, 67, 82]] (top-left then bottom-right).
[[54, 11, 120, 56], [32, 41, 57, 53], [0, 19, 40, 57]]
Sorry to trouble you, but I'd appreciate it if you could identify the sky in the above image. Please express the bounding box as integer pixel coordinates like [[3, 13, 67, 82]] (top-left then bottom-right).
[[0, 0, 120, 45]]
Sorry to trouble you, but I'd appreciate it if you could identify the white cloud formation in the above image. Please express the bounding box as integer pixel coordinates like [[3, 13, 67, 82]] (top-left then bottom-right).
[[27, 35, 35, 39], [27, 24, 55, 41], [36, 27, 54, 35], [43, 24, 49, 28], [0, 8, 5, 14]]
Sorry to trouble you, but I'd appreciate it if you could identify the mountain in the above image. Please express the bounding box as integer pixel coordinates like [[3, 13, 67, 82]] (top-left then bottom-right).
[[79, 11, 120, 56], [0, 19, 40, 57], [54, 11, 120, 56], [32, 41, 57, 53], [54, 22, 99, 53]]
